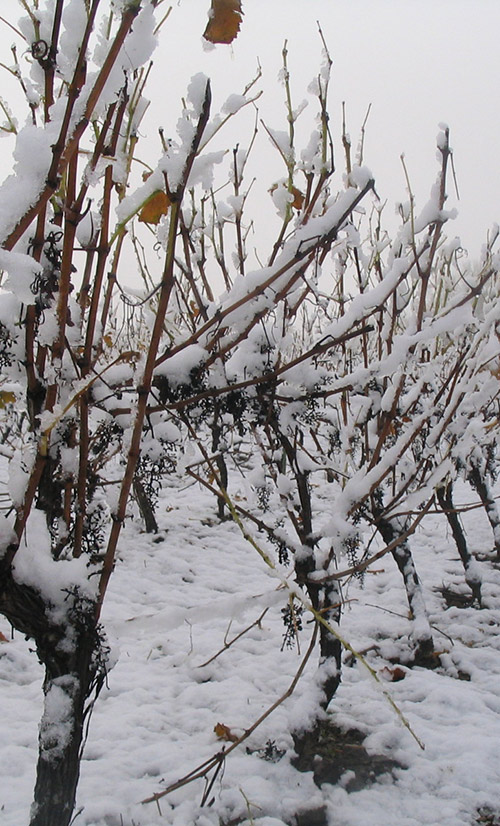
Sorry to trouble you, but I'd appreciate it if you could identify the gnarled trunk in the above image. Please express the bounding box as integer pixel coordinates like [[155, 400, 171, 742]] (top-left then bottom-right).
[[0, 564, 105, 826], [30, 627, 104, 826]]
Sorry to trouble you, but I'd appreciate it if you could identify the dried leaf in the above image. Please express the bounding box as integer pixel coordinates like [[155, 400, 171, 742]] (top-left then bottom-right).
[[269, 183, 305, 211], [290, 186, 305, 210], [117, 350, 141, 363], [0, 630, 9, 642], [0, 390, 16, 409], [204, 0, 243, 45], [214, 722, 238, 742], [138, 190, 171, 224], [379, 665, 406, 682], [189, 300, 201, 318]]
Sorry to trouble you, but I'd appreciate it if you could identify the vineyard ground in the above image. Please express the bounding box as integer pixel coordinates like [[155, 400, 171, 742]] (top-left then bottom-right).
[[1, 470, 500, 826]]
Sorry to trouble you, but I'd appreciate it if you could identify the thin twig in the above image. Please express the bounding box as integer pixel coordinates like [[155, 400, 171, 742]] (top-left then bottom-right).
[[142, 622, 319, 805], [197, 608, 269, 668], [0, 14, 26, 41]]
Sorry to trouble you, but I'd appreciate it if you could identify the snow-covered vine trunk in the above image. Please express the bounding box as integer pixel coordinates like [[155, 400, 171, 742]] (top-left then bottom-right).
[[468, 465, 500, 560], [315, 582, 342, 707], [375, 515, 435, 664], [436, 481, 482, 603], [0, 567, 105, 826], [274, 429, 342, 713], [133, 474, 159, 534], [30, 624, 103, 826], [0, 2, 162, 822], [211, 405, 229, 519]]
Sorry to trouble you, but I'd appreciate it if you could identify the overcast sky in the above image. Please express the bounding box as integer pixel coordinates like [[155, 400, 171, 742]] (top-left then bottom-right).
[[141, 0, 500, 258], [1, 1, 499, 260]]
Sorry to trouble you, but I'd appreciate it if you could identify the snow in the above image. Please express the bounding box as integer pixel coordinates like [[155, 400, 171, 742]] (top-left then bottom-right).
[[7, 443, 35, 508], [1, 472, 500, 826], [122, 3, 158, 73], [58, 0, 90, 83], [115, 168, 166, 227], [189, 150, 226, 190], [155, 343, 206, 384], [221, 93, 248, 116], [76, 210, 101, 249], [0, 129, 48, 240], [0, 249, 42, 305], [187, 72, 211, 118], [348, 165, 374, 190], [12, 509, 97, 614], [0, 3, 499, 824], [39, 677, 76, 762], [0, 515, 16, 557], [270, 180, 295, 218], [266, 127, 293, 164]]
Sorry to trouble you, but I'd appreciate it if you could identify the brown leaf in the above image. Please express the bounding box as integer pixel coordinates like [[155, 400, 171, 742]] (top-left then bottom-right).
[[214, 722, 238, 742], [379, 665, 406, 682], [0, 630, 9, 643], [0, 390, 16, 409], [189, 300, 201, 318], [203, 0, 243, 45], [290, 186, 305, 210], [269, 183, 305, 211], [117, 350, 141, 363], [138, 190, 171, 224]]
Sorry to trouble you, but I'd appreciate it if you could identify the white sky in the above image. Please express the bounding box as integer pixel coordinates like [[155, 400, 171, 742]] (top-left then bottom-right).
[[143, 0, 500, 258], [1, 0, 499, 260]]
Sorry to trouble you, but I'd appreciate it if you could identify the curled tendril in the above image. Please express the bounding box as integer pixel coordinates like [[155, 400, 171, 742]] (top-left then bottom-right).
[[30, 273, 43, 297], [31, 40, 49, 61], [28, 231, 64, 316]]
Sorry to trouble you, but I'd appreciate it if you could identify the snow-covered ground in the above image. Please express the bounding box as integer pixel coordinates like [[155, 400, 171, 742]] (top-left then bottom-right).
[[1, 473, 500, 826]]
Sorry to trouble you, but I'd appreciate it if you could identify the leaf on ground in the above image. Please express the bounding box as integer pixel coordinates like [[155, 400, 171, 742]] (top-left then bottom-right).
[[0, 630, 9, 642], [117, 350, 141, 364], [0, 390, 16, 409], [379, 665, 406, 682], [203, 0, 243, 44], [214, 722, 239, 742]]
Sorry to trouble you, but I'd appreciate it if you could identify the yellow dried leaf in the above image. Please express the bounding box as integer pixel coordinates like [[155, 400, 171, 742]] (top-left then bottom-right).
[[214, 722, 238, 742], [269, 183, 305, 211], [189, 300, 200, 318], [290, 186, 305, 210], [138, 190, 171, 224], [204, 0, 243, 44], [379, 665, 406, 682], [0, 390, 16, 409], [117, 350, 141, 363]]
